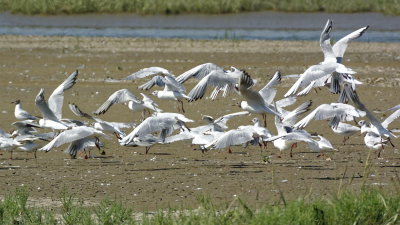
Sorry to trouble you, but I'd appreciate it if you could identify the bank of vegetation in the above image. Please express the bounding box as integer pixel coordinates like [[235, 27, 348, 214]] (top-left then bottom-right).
[[0, 187, 399, 224], [0, 0, 399, 15]]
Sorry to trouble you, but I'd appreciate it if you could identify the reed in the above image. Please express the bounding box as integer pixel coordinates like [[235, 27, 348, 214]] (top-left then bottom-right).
[[0, 0, 399, 15]]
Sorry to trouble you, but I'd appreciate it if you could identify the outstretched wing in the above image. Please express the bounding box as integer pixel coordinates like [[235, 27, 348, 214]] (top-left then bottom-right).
[[258, 71, 281, 104], [124, 67, 170, 80], [48, 70, 78, 120], [94, 89, 141, 115], [176, 63, 223, 83], [333, 26, 369, 61], [35, 88, 59, 121]]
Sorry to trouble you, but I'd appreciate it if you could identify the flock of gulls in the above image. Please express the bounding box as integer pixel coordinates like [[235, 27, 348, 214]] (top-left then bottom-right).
[[1, 19, 400, 160]]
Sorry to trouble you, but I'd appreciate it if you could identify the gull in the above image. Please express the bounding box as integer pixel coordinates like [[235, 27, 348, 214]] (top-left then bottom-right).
[[235, 71, 281, 127], [258, 71, 282, 105], [11, 100, 38, 120], [279, 100, 313, 127], [17, 141, 40, 159], [39, 126, 109, 158], [69, 103, 135, 138], [330, 121, 360, 144], [203, 118, 272, 153], [307, 135, 337, 157], [297, 20, 368, 96], [0, 136, 24, 159], [203, 129, 256, 153], [104, 67, 171, 82], [35, 88, 70, 130], [139, 74, 188, 113], [163, 111, 249, 145], [364, 131, 388, 158], [11, 120, 40, 136], [48, 70, 78, 121], [344, 84, 396, 138], [187, 66, 251, 102], [63, 136, 104, 159], [93, 89, 161, 119], [294, 102, 365, 129], [126, 134, 163, 154], [322, 20, 369, 95], [120, 112, 193, 146], [123, 67, 171, 80], [284, 20, 356, 97], [175, 62, 224, 84], [266, 114, 313, 157]]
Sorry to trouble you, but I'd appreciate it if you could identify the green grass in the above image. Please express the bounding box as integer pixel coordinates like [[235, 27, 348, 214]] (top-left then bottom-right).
[[0, 0, 399, 15], [0, 187, 399, 224]]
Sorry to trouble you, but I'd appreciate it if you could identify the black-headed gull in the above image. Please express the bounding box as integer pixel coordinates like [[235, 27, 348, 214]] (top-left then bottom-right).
[[187, 66, 250, 102], [236, 71, 281, 127], [93, 89, 161, 118], [11, 100, 38, 121]]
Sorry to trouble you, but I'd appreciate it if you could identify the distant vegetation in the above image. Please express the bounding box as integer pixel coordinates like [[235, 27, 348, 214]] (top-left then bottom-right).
[[0, 0, 399, 15], [1, 187, 399, 224]]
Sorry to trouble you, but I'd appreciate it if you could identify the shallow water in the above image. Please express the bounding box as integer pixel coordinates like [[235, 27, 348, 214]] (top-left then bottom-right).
[[1, 11, 399, 42]]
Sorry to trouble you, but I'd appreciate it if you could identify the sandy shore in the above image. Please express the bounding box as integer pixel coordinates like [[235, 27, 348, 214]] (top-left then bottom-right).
[[0, 35, 399, 211]]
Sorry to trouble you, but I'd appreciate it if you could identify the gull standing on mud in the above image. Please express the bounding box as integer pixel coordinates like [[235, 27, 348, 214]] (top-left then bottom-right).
[[11, 100, 38, 121]]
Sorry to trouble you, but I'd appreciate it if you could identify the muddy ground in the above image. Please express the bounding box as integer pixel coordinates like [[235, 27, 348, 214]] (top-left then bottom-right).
[[0, 35, 399, 211]]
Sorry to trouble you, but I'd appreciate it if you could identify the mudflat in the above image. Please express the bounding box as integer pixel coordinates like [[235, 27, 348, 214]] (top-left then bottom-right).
[[0, 35, 399, 211]]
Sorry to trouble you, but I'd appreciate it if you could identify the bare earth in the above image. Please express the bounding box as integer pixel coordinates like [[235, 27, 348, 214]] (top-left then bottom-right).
[[0, 35, 399, 211]]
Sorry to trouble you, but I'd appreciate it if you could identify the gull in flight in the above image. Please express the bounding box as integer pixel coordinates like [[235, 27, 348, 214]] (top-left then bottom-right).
[[120, 112, 193, 146], [187, 66, 252, 102], [284, 20, 356, 97], [344, 84, 397, 139], [235, 71, 281, 127], [203, 118, 271, 153], [139, 74, 189, 113], [39, 126, 109, 158], [300, 19, 368, 96], [330, 121, 360, 145], [164, 111, 249, 147], [34, 70, 78, 130], [175, 62, 224, 84], [294, 102, 365, 129], [69, 103, 135, 138], [93, 89, 161, 119], [105, 67, 171, 82]]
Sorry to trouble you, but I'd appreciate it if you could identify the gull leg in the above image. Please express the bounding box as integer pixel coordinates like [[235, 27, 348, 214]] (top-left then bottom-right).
[[342, 136, 347, 145], [145, 146, 151, 154], [10, 151, 13, 160], [290, 144, 295, 158], [228, 147, 232, 154], [389, 138, 395, 147], [180, 100, 185, 114], [263, 113, 267, 128]]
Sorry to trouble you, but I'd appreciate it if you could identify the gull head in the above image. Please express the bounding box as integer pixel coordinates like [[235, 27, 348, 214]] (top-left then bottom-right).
[[151, 91, 159, 97], [252, 118, 260, 124], [11, 99, 21, 105]]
